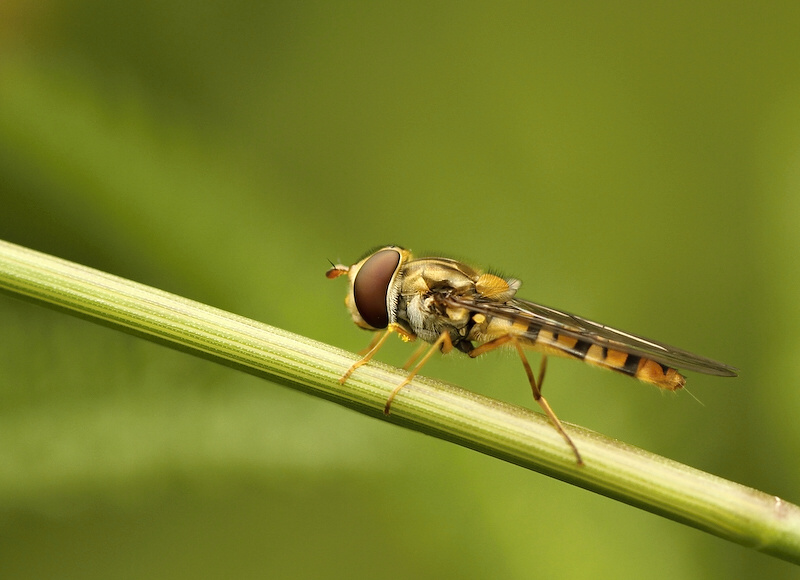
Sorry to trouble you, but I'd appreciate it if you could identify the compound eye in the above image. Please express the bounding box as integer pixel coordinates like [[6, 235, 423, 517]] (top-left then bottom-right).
[[353, 249, 401, 329]]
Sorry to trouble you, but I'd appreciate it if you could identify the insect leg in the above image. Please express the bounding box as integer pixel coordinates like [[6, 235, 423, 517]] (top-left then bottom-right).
[[402, 342, 429, 371], [385, 331, 453, 415], [467, 335, 581, 463], [537, 355, 548, 393], [467, 334, 514, 357], [511, 338, 583, 465], [339, 328, 394, 384], [357, 331, 385, 356]]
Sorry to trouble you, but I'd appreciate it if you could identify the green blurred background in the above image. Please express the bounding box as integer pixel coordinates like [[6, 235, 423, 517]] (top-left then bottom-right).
[[1, 2, 798, 578]]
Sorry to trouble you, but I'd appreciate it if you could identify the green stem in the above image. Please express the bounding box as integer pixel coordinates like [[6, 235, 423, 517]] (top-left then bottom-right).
[[1, 238, 798, 564]]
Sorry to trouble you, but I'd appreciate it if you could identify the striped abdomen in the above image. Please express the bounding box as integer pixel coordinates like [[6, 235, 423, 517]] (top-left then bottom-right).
[[487, 317, 686, 390]]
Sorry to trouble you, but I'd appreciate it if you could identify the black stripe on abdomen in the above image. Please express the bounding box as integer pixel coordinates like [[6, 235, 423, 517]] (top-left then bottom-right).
[[570, 339, 593, 360], [525, 321, 541, 340], [621, 354, 641, 376]]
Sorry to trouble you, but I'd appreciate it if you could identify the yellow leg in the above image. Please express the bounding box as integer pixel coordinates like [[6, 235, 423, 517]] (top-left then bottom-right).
[[339, 328, 394, 384], [357, 331, 385, 356], [511, 339, 582, 465], [402, 342, 429, 371], [469, 334, 582, 465], [468, 334, 514, 358], [537, 355, 548, 393], [385, 331, 453, 415]]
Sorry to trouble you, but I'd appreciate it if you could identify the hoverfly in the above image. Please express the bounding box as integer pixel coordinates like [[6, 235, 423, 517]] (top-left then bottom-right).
[[326, 246, 737, 465]]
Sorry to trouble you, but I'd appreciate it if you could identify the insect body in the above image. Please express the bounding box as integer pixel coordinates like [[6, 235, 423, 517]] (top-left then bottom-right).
[[326, 246, 737, 465]]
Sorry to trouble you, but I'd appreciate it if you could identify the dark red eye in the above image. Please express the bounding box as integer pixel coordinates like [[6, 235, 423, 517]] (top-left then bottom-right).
[[353, 249, 401, 329]]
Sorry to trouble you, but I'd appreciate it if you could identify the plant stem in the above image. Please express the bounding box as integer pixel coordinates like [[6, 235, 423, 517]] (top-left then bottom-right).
[[1, 238, 798, 564]]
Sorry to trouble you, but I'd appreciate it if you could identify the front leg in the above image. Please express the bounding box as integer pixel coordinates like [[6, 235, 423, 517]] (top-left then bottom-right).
[[339, 323, 416, 384]]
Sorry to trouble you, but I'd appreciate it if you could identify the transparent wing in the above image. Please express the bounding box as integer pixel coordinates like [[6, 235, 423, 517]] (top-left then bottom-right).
[[444, 295, 738, 377]]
